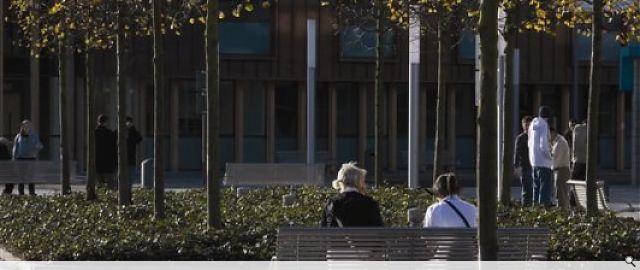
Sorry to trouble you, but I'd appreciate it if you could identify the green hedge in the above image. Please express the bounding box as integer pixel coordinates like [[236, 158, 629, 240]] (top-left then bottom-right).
[[0, 187, 636, 260]]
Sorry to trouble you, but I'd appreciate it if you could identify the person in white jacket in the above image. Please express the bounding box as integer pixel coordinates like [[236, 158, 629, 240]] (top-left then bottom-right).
[[551, 127, 571, 209], [528, 106, 553, 207]]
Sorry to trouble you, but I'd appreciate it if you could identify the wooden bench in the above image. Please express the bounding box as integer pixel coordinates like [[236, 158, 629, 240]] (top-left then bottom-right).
[[223, 163, 325, 186], [276, 227, 549, 261], [0, 160, 79, 184], [567, 180, 637, 212]]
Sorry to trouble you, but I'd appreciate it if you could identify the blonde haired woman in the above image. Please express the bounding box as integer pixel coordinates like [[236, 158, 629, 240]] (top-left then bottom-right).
[[321, 162, 383, 227]]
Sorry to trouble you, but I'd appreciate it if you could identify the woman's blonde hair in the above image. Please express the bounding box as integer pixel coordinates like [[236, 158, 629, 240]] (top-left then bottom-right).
[[332, 161, 367, 190]]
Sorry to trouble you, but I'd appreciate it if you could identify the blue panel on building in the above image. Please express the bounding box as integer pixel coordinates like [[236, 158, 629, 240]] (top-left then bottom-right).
[[619, 44, 640, 92], [220, 22, 271, 55]]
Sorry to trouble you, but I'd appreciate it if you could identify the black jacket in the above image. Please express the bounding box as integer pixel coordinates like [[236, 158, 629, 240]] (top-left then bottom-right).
[[321, 191, 384, 227], [514, 132, 531, 171], [95, 125, 117, 173], [0, 144, 10, 160], [127, 126, 142, 166]]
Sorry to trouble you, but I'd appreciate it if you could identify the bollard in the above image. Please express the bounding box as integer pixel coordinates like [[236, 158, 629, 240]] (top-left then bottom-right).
[[407, 207, 422, 227], [282, 193, 296, 207], [141, 158, 154, 189], [236, 187, 250, 198]]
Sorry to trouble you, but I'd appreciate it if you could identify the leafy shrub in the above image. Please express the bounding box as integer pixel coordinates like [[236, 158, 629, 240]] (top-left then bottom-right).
[[0, 187, 636, 260]]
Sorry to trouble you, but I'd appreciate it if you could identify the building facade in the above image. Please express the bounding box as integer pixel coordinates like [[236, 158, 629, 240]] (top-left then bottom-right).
[[0, 0, 634, 185]]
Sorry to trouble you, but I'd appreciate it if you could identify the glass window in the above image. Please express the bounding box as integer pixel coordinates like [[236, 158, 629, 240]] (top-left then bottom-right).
[[457, 31, 476, 60], [575, 32, 620, 61], [220, 2, 272, 55], [336, 83, 359, 136], [340, 23, 395, 58], [275, 82, 298, 151]]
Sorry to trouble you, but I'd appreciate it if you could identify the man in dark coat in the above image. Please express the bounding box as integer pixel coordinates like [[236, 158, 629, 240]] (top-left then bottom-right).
[[95, 115, 117, 189], [0, 137, 13, 194], [514, 115, 533, 206]]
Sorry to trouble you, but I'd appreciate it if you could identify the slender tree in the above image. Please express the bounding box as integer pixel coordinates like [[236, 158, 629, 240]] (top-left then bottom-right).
[[85, 42, 97, 201], [59, 39, 71, 195], [116, 2, 130, 205], [205, 0, 222, 229], [152, 0, 166, 218], [477, 0, 499, 260], [432, 15, 450, 183], [585, 0, 602, 215], [373, 0, 384, 187]]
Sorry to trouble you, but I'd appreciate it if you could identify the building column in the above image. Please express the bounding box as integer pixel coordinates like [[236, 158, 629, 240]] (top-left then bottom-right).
[[562, 86, 571, 132], [170, 84, 179, 172], [30, 52, 40, 128], [617, 91, 626, 172], [65, 46, 75, 162], [388, 84, 398, 172], [328, 83, 337, 166], [298, 83, 307, 156], [419, 88, 427, 172], [533, 86, 542, 113], [0, 2, 4, 137], [235, 82, 244, 163], [76, 78, 85, 172], [266, 82, 276, 163], [447, 87, 456, 169], [358, 84, 368, 166]]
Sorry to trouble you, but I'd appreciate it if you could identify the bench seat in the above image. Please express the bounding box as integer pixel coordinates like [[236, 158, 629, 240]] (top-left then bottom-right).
[[276, 227, 549, 261]]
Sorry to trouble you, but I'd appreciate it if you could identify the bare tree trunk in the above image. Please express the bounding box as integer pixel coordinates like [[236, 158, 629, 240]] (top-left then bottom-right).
[[152, 0, 166, 218], [477, 0, 499, 260], [433, 18, 449, 183], [85, 45, 97, 201], [59, 41, 71, 195], [117, 4, 130, 205], [586, 0, 602, 215], [206, 0, 222, 229], [373, 0, 384, 187]]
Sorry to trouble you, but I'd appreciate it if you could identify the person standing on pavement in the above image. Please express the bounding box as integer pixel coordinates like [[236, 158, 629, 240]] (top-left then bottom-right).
[[571, 120, 588, 180], [528, 106, 553, 207], [95, 115, 117, 189], [12, 120, 43, 195], [0, 137, 13, 194], [564, 119, 576, 149], [514, 116, 533, 206], [551, 127, 571, 209], [126, 117, 143, 183]]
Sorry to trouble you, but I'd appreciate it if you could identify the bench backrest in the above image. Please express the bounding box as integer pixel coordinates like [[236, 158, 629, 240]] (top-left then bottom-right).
[[224, 163, 325, 186], [0, 160, 79, 184], [567, 180, 608, 211], [276, 227, 549, 261]]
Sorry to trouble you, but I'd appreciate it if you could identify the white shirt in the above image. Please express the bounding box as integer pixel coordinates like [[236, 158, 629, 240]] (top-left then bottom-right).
[[552, 135, 570, 169], [528, 117, 552, 168], [423, 195, 477, 228]]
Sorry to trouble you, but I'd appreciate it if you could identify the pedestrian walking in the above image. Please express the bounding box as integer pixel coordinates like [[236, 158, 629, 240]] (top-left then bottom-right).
[[95, 115, 117, 189], [514, 115, 533, 206], [11, 120, 43, 195], [528, 106, 553, 207], [551, 128, 571, 209], [571, 120, 587, 180], [0, 137, 12, 194], [126, 117, 142, 183], [564, 119, 576, 149]]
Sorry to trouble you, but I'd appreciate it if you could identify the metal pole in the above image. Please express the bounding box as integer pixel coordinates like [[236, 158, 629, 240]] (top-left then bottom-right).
[[0, 1, 4, 137], [306, 19, 317, 165], [408, 12, 420, 189]]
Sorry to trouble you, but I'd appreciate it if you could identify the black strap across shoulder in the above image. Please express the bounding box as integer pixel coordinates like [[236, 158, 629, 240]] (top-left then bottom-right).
[[443, 199, 471, 228]]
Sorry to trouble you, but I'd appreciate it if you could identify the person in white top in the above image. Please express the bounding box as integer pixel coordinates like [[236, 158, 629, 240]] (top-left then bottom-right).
[[424, 173, 477, 228], [528, 106, 553, 207], [551, 128, 571, 209]]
